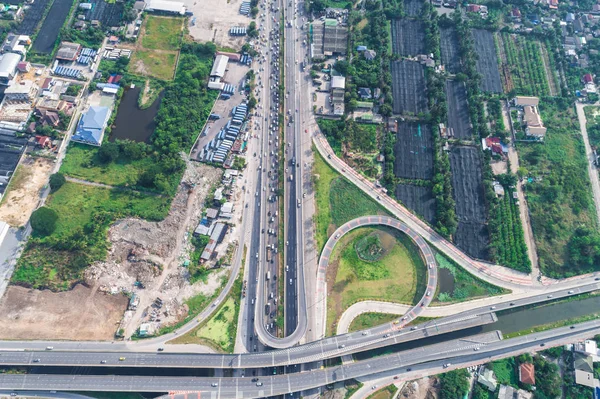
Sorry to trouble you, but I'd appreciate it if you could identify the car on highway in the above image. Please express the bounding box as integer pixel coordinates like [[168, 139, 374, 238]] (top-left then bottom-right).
[[119, 357, 126, 361], [256, 382, 263, 386], [33, 359, 40, 363], [46, 346, 53, 350], [211, 383, 218, 387]]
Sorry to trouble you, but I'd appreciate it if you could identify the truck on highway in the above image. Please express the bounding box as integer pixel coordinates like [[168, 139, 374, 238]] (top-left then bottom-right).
[[289, 175, 293, 182], [266, 270, 271, 280]]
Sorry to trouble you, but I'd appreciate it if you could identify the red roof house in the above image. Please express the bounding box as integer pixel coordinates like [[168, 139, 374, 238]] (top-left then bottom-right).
[[519, 363, 536, 385], [35, 135, 52, 149], [583, 73, 594, 84]]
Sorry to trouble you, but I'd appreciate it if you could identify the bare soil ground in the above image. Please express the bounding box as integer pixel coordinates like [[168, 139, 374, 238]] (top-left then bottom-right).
[[0, 284, 127, 340], [182, 0, 251, 50], [85, 162, 223, 337], [399, 377, 439, 399], [0, 157, 53, 227]]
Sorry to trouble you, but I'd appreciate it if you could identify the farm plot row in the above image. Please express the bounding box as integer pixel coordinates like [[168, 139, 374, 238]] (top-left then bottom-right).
[[393, 122, 433, 180], [391, 19, 425, 57], [0, 135, 27, 197], [32, 0, 72, 54], [403, 0, 424, 17], [498, 32, 551, 97], [85, 0, 125, 27], [440, 27, 461, 75], [390, 60, 428, 115], [471, 29, 503, 94], [16, 0, 51, 35], [395, 184, 435, 224], [445, 80, 472, 140], [449, 145, 490, 260]]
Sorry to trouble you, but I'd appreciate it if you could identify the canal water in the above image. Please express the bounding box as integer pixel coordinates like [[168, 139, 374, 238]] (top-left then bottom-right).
[[110, 87, 163, 143], [355, 295, 600, 360]]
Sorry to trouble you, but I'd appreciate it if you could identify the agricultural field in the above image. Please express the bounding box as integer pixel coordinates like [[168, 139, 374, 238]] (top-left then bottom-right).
[[445, 80, 473, 140], [519, 100, 597, 277], [326, 227, 426, 335], [32, 0, 72, 54], [395, 184, 435, 224], [489, 186, 531, 273], [449, 146, 489, 260], [16, 0, 51, 35], [393, 122, 433, 180], [390, 19, 425, 57], [497, 33, 551, 97], [471, 29, 503, 94], [440, 27, 461, 75], [84, 0, 125, 27], [390, 60, 428, 115], [142, 16, 184, 50], [403, 0, 424, 17]]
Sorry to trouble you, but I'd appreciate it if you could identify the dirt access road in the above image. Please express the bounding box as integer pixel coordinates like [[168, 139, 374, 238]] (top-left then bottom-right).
[[575, 102, 600, 227], [0, 157, 53, 227]]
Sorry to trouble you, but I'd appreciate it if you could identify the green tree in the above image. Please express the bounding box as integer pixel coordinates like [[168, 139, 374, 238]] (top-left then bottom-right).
[[30, 207, 58, 236], [439, 369, 470, 399], [471, 383, 488, 399], [97, 142, 120, 163], [49, 173, 66, 193]]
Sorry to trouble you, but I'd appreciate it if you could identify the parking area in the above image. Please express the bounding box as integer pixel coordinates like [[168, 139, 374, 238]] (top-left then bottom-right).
[[183, 0, 254, 50]]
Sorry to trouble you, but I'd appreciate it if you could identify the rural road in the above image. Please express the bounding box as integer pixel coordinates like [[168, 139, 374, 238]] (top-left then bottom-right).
[[575, 102, 600, 227]]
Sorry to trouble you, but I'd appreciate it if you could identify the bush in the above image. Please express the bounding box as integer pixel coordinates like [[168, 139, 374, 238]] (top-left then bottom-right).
[[49, 173, 66, 193], [30, 207, 58, 236], [98, 142, 120, 163], [439, 369, 470, 399]]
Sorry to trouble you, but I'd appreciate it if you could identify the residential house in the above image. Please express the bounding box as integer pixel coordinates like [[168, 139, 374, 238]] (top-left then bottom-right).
[[330, 75, 345, 116], [477, 367, 498, 391], [574, 18, 585, 33], [575, 370, 599, 388], [523, 105, 547, 139], [0, 33, 30, 56], [206, 208, 219, 220], [547, 0, 558, 9], [200, 222, 228, 262], [566, 12, 575, 23], [36, 109, 60, 127], [364, 49, 376, 60], [4, 80, 37, 101], [513, 96, 539, 107], [511, 8, 522, 21], [356, 45, 367, 52], [519, 363, 536, 385], [358, 87, 372, 99], [16, 61, 29, 72], [574, 339, 600, 361], [482, 137, 506, 155], [574, 352, 594, 373], [35, 135, 52, 149], [492, 181, 505, 197], [498, 385, 533, 399]]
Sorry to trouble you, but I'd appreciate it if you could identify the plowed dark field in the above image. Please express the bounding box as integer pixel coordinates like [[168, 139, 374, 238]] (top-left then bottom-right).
[[391, 19, 425, 56], [16, 0, 51, 35], [449, 145, 489, 260], [85, 0, 125, 27], [395, 184, 435, 224], [440, 27, 460, 74], [445, 80, 472, 139], [403, 0, 423, 17], [390, 60, 427, 115], [32, 0, 72, 53], [393, 122, 433, 180], [471, 29, 503, 93]]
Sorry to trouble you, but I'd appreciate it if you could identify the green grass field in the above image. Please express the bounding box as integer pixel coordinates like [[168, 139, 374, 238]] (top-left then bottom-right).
[[326, 227, 426, 335], [313, 151, 389, 252], [192, 296, 236, 351], [491, 358, 519, 386], [60, 143, 155, 187], [11, 182, 170, 290], [131, 50, 177, 81], [142, 16, 183, 51], [348, 312, 398, 332]]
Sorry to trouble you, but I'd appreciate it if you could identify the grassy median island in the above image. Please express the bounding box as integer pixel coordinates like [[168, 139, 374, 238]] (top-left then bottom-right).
[[326, 226, 426, 336], [313, 150, 389, 252], [11, 181, 170, 290], [348, 312, 398, 332]]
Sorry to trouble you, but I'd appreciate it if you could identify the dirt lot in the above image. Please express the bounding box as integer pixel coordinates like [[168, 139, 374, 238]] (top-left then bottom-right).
[[0, 157, 53, 227], [85, 162, 223, 337], [183, 0, 252, 50], [399, 377, 439, 399], [0, 284, 127, 340]]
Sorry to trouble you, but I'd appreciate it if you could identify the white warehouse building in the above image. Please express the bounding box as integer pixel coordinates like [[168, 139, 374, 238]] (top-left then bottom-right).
[[144, 0, 186, 15]]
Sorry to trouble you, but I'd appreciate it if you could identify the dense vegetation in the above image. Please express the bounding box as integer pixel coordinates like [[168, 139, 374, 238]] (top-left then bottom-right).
[[519, 99, 598, 277], [499, 32, 550, 97], [488, 180, 532, 273], [439, 369, 470, 399]]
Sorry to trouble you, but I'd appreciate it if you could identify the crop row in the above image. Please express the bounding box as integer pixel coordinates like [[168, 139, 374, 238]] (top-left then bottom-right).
[[488, 186, 531, 273], [500, 33, 550, 97]]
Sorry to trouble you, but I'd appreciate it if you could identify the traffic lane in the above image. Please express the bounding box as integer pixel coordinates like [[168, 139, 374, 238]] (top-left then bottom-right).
[[0, 332, 503, 395], [0, 313, 497, 369]]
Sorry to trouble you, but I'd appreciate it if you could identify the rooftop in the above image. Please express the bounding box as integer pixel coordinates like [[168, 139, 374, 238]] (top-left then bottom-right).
[[519, 363, 535, 385], [72, 106, 110, 146]]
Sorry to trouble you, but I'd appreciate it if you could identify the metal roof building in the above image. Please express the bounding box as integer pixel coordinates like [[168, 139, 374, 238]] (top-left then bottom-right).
[[56, 42, 81, 61], [210, 55, 229, 78], [145, 0, 186, 15], [0, 52, 20, 84], [72, 106, 110, 146]]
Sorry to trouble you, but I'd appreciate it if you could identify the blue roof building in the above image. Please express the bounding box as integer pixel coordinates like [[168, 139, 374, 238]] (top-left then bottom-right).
[[72, 106, 110, 146]]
